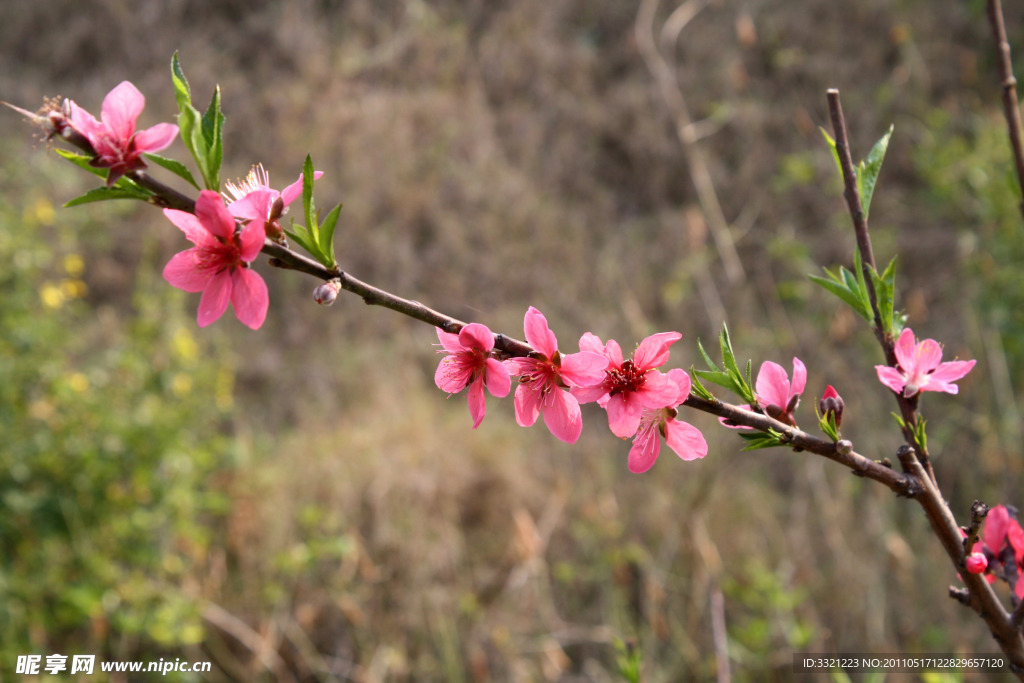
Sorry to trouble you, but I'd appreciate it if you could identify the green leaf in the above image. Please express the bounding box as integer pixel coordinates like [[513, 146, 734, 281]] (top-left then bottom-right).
[[55, 149, 109, 180], [689, 369, 715, 400], [816, 407, 840, 442], [819, 127, 843, 182], [738, 429, 785, 451], [697, 338, 721, 372], [693, 369, 739, 391], [809, 273, 872, 321], [199, 85, 224, 190], [318, 203, 342, 268], [302, 154, 316, 231], [143, 153, 199, 189], [284, 225, 318, 257], [869, 257, 898, 336], [858, 124, 893, 220], [171, 52, 193, 111], [65, 186, 151, 207]]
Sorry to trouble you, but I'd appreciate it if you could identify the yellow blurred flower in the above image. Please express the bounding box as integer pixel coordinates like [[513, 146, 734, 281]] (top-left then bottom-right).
[[39, 283, 64, 309], [63, 253, 85, 276], [68, 372, 90, 393]]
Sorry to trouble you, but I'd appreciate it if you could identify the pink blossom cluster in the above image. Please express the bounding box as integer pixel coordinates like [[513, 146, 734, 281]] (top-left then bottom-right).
[[963, 505, 1024, 600], [434, 307, 708, 473]]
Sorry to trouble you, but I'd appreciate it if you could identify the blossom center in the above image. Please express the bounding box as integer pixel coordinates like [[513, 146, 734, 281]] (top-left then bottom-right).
[[605, 359, 646, 396]]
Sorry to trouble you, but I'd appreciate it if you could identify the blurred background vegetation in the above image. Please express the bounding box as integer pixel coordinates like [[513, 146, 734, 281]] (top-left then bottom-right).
[[2, 0, 1024, 680]]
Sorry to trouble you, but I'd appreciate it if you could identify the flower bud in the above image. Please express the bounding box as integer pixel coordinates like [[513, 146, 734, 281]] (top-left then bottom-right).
[[313, 279, 341, 306], [819, 385, 844, 428], [965, 552, 988, 574]]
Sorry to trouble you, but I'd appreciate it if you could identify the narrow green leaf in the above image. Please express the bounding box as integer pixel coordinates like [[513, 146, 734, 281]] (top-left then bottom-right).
[[302, 154, 316, 232], [809, 274, 872, 321], [859, 124, 894, 220], [318, 203, 342, 267], [199, 85, 224, 190], [64, 186, 151, 206], [891, 412, 906, 430], [143, 153, 199, 189], [689, 369, 715, 400], [819, 127, 843, 182], [693, 369, 737, 390], [55, 149, 108, 179], [171, 52, 192, 111], [284, 225, 318, 257], [738, 430, 785, 451], [719, 324, 740, 377], [697, 338, 721, 372], [870, 257, 898, 336]]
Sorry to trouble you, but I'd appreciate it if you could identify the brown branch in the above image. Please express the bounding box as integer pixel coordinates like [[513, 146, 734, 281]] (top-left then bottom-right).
[[987, 0, 1024, 219]]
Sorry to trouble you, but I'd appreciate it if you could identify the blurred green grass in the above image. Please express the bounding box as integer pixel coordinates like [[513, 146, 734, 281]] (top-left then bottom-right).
[[2, 0, 1024, 680]]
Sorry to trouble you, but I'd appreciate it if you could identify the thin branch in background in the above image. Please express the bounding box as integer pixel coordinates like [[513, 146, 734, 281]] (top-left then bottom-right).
[[710, 587, 731, 683], [635, 0, 746, 285], [987, 0, 1024, 219]]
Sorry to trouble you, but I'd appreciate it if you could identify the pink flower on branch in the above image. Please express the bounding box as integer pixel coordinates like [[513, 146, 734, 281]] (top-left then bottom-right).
[[628, 368, 708, 473], [875, 328, 976, 398], [162, 190, 269, 329], [224, 163, 323, 223], [504, 307, 608, 444], [754, 357, 806, 426], [573, 331, 683, 438], [66, 81, 179, 187], [435, 323, 511, 428]]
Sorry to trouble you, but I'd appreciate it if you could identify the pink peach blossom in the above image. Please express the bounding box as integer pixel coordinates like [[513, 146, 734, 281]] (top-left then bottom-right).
[[755, 357, 806, 426], [875, 328, 976, 398], [627, 368, 707, 473], [573, 331, 683, 438], [504, 307, 608, 443], [162, 190, 268, 329], [435, 323, 511, 428], [223, 163, 323, 222], [66, 81, 179, 186]]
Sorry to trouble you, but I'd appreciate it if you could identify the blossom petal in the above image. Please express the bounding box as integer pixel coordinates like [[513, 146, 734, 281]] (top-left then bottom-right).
[[664, 419, 708, 461], [162, 208, 207, 245], [101, 81, 144, 142], [666, 368, 692, 405], [628, 424, 661, 473], [467, 376, 487, 428], [230, 267, 269, 329], [280, 171, 324, 207], [571, 383, 609, 405], [578, 332, 606, 355], [133, 122, 179, 154], [893, 328, 917, 370], [163, 249, 210, 292], [875, 365, 908, 394], [790, 357, 807, 396], [542, 389, 583, 444], [986, 505, 1012, 554], [913, 339, 944, 375], [237, 219, 267, 262], [195, 190, 237, 241], [925, 359, 977, 393], [756, 361, 790, 409], [228, 188, 276, 222], [523, 307, 558, 358], [484, 358, 511, 398], [436, 327, 464, 354], [638, 372, 681, 409], [559, 351, 609, 387], [514, 384, 542, 427], [633, 331, 681, 370], [606, 393, 643, 438], [196, 271, 233, 327], [459, 323, 495, 352]]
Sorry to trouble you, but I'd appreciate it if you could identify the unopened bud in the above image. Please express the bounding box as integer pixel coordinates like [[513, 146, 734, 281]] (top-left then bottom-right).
[[313, 279, 341, 306], [965, 552, 988, 574], [819, 385, 844, 428]]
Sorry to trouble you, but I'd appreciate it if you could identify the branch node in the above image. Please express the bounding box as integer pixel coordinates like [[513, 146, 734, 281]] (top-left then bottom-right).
[[949, 586, 973, 607]]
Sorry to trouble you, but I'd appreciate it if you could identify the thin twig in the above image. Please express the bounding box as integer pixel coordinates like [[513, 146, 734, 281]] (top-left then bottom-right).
[[987, 0, 1024, 219], [635, 0, 745, 285]]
